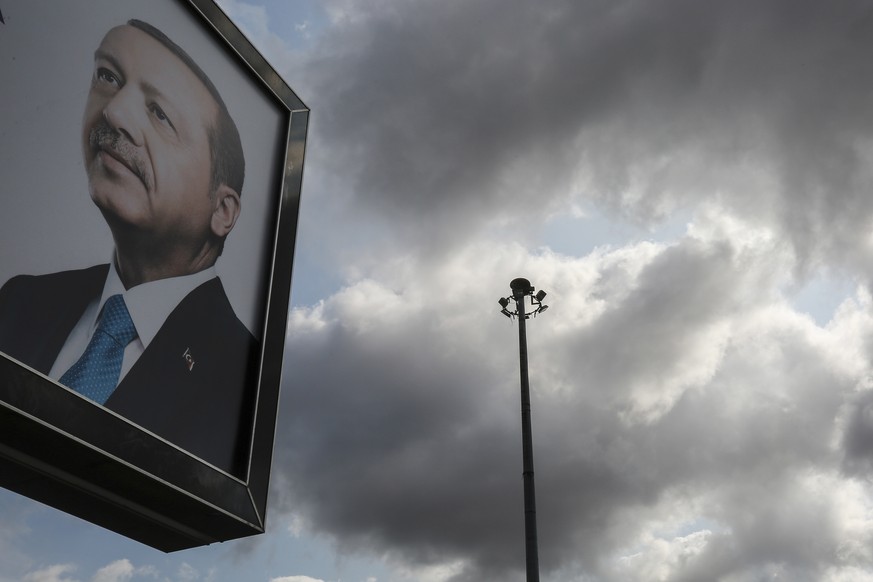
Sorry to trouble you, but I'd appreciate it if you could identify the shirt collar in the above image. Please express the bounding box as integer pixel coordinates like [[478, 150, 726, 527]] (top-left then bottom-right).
[[97, 261, 217, 349]]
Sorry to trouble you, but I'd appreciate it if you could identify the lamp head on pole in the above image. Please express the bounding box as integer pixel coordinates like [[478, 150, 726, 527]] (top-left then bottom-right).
[[499, 278, 549, 320], [510, 278, 533, 297]]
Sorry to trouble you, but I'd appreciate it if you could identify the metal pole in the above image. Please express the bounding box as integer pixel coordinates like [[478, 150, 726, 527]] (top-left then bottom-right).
[[513, 286, 540, 582]]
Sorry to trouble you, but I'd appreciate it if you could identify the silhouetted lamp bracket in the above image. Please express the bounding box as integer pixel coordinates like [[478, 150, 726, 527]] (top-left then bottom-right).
[[498, 278, 549, 320]]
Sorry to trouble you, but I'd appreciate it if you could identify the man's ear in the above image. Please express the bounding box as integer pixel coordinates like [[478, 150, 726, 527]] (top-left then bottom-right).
[[210, 184, 241, 238]]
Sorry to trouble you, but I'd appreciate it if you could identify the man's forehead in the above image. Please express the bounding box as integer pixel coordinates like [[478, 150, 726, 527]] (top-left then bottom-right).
[[98, 25, 172, 65], [95, 25, 218, 117]]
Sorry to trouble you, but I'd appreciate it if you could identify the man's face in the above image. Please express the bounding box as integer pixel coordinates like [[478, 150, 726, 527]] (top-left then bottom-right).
[[82, 25, 218, 249]]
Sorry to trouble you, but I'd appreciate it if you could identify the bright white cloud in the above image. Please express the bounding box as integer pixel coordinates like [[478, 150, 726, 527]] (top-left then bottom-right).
[[90, 560, 134, 582], [22, 564, 79, 582], [176, 564, 198, 582]]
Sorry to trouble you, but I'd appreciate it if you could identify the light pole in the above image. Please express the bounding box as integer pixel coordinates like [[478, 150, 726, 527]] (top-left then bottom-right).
[[499, 277, 548, 582]]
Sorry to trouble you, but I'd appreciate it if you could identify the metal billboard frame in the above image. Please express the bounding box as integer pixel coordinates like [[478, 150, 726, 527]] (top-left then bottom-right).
[[0, 0, 308, 551]]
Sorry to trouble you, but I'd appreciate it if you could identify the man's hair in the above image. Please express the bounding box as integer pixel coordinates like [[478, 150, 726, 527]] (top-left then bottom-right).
[[127, 19, 245, 201]]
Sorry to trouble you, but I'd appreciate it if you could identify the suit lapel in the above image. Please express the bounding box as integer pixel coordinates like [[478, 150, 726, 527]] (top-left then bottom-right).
[[30, 265, 109, 375], [105, 278, 222, 422]]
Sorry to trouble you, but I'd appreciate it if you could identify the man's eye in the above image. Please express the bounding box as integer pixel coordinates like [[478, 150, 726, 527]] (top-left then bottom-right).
[[95, 67, 120, 87], [149, 103, 174, 129]]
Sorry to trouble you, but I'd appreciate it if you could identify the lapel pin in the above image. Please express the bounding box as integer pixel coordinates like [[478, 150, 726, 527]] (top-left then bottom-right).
[[182, 347, 195, 371]]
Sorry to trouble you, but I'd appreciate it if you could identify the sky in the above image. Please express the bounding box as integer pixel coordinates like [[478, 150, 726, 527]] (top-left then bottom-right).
[[5, 0, 873, 581]]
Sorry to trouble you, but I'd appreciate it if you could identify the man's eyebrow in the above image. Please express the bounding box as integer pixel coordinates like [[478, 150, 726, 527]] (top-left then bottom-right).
[[140, 81, 168, 101], [94, 49, 124, 75]]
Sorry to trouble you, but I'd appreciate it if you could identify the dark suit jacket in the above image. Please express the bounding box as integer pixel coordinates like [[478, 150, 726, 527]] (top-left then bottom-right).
[[0, 264, 258, 476]]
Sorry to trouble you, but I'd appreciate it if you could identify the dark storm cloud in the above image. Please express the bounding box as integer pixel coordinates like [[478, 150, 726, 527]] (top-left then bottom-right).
[[271, 232, 873, 580], [841, 386, 873, 475], [274, 299, 526, 578], [298, 0, 873, 269]]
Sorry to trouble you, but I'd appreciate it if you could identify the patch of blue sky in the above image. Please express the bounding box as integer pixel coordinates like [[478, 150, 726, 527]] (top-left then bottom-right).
[[256, 0, 329, 48], [218, 0, 329, 52], [539, 203, 690, 258], [0, 489, 143, 580], [1, 483, 395, 582], [786, 271, 857, 327], [667, 516, 729, 538], [290, 250, 346, 309], [614, 516, 728, 565], [213, 525, 396, 582]]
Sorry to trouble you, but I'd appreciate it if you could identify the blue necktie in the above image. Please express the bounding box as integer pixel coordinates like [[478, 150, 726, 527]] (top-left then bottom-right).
[[60, 294, 138, 404]]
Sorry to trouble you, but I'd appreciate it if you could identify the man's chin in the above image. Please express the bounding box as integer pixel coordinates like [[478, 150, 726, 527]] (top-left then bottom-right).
[[89, 184, 150, 229], [88, 164, 148, 200]]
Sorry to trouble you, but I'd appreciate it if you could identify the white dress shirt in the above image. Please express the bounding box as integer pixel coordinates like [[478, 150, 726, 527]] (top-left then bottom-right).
[[49, 260, 217, 383]]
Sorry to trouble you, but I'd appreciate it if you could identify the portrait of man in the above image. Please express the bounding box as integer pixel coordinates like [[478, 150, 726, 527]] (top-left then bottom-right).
[[0, 19, 258, 477]]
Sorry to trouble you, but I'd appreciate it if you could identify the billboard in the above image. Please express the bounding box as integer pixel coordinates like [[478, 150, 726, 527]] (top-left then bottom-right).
[[0, 0, 308, 551]]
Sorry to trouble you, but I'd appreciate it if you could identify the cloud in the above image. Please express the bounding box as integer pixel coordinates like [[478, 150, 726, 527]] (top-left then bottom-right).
[[18, 560, 158, 582], [269, 207, 873, 579], [0, 494, 37, 580], [176, 564, 199, 582], [89, 560, 159, 582], [269, 577, 325, 582], [270, 0, 873, 277], [22, 565, 79, 582]]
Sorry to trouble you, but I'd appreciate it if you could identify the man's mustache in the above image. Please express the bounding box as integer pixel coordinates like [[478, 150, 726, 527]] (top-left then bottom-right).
[[89, 121, 153, 191]]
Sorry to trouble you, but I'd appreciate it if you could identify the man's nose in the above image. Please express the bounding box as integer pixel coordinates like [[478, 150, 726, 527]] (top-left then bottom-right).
[[102, 87, 144, 146]]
